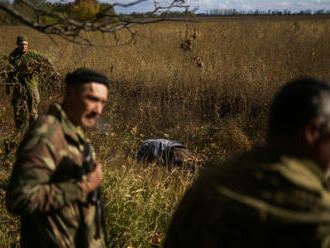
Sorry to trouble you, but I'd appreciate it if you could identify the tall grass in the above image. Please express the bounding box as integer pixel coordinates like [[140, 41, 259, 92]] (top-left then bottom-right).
[[0, 16, 330, 247], [102, 159, 194, 247]]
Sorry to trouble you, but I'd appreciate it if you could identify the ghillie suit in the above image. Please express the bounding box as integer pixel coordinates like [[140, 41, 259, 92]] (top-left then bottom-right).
[[3, 49, 59, 135], [0, 57, 19, 153], [0, 57, 16, 94]]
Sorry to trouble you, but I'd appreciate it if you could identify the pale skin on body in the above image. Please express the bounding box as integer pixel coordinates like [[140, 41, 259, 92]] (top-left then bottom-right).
[[63, 82, 108, 194]]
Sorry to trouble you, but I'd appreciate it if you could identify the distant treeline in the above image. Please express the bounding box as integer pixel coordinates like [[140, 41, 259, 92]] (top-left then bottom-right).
[[199, 8, 330, 16], [1, 0, 330, 25], [129, 9, 330, 18]]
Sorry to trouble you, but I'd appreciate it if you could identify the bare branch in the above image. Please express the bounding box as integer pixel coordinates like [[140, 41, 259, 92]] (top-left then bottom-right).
[[0, 2, 42, 30], [0, 0, 197, 46], [95, 0, 147, 19]]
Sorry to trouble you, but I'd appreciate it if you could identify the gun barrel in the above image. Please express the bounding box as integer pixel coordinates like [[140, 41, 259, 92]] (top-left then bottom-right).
[[94, 198, 101, 239], [83, 143, 103, 241]]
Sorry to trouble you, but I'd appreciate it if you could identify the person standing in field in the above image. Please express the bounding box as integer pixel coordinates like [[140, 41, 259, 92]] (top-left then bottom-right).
[[164, 77, 330, 248], [7, 35, 56, 133], [6, 68, 109, 248]]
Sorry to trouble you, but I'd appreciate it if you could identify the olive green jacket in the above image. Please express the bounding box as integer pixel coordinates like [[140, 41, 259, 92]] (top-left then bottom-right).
[[8, 48, 49, 88], [6, 103, 105, 248], [164, 147, 330, 248]]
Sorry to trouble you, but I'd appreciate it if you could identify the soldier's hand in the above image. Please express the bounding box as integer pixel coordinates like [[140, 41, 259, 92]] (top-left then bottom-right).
[[81, 162, 103, 194]]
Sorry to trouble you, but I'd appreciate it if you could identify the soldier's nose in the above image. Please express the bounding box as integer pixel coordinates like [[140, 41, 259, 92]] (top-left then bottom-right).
[[95, 103, 103, 115]]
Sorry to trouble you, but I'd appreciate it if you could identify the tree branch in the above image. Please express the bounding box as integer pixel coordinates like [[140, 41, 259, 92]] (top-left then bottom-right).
[[0, 0, 197, 46]]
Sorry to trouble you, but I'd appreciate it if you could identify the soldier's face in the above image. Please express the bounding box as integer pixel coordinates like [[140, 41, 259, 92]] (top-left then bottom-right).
[[66, 82, 108, 128], [18, 41, 28, 52], [313, 136, 330, 179], [307, 123, 330, 179]]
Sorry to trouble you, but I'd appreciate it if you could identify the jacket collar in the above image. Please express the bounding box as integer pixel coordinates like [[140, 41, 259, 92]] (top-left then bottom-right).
[[259, 146, 329, 189], [48, 102, 87, 147]]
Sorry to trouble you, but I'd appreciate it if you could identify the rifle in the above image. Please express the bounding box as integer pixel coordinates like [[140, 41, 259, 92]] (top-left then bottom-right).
[[82, 142, 108, 245]]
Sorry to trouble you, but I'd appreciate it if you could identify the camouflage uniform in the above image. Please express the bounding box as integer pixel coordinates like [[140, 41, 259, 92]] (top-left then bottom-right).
[[8, 48, 49, 130], [6, 102, 105, 248], [164, 147, 330, 248]]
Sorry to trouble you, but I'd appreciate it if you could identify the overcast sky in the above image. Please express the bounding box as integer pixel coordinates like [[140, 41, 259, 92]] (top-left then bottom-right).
[[113, 0, 330, 13]]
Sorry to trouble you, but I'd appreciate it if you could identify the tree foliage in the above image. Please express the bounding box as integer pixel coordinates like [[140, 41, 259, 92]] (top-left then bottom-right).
[[73, 0, 100, 21], [0, 0, 193, 46]]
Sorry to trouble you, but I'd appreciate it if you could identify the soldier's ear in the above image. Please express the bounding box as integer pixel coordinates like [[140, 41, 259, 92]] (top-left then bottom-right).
[[304, 119, 321, 145], [66, 87, 72, 97], [65, 85, 75, 97]]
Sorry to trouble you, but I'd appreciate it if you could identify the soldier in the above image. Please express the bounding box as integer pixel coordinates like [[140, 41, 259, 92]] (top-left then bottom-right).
[[6, 68, 109, 248], [8, 35, 53, 132], [164, 77, 330, 248]]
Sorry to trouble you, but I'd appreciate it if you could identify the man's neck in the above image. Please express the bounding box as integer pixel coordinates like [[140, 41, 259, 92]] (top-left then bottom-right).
[[62, 102, 79, 128], [14, 49, 26, 55], [267, 138, 307, 158]]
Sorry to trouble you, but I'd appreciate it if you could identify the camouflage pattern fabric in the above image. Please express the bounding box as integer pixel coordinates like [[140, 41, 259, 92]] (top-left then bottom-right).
[[11, 83, 29, 134], [6, 103, 105, 248], [164, 147, 330, 248], [8, 48, 50, 129]]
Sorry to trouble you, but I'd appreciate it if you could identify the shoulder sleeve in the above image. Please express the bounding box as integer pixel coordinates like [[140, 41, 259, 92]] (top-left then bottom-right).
[[164, 169, 221, 247], [28, 50, 51, 63], [7, 50, 17, 64], [6, 118, 87, 215], [8, 49, 16, 57]]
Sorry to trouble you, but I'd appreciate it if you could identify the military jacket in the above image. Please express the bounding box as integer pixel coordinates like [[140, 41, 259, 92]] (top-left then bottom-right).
[[8, 48, 49, 88], [6, 103, 105, 248], [164, 147, 330, 248]]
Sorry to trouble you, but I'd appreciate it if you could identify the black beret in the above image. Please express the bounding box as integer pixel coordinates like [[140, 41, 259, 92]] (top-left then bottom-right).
[[65, 68, 110, 88]]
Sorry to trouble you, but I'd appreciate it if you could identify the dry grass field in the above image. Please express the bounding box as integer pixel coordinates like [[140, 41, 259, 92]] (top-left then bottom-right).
[[0, 15, 330, 247]]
